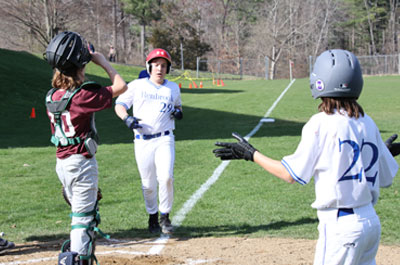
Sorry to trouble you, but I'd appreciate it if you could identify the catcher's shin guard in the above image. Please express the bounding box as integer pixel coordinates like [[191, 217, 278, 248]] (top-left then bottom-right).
[[58, 251, 91, 265], [68, 202, 109, 265], [58, 251, 79, 265], [60, 240, 94, 265]]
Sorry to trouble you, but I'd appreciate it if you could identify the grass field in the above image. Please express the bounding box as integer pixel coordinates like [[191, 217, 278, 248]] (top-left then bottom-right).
[[1, 48, 400, 247]]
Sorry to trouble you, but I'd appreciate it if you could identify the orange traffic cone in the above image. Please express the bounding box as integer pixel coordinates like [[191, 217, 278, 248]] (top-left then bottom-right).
[[30, 107, 36, 118], [200, 81, 203, 88], [217, 79, 220, 86], [179, 83, 182, 89], [189, 83, 192, 89], [213, 79, 216, 85], [221, 80, 225, 87], [193, 81, 198, 88]]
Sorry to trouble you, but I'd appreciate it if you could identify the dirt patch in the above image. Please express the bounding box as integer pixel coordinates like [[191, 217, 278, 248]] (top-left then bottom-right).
[[1, 237, 399, 265]]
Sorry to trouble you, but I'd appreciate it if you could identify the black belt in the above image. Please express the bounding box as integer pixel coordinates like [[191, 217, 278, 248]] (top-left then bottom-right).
[[338, 208, 354, 217], [136, 130, 170, 140]]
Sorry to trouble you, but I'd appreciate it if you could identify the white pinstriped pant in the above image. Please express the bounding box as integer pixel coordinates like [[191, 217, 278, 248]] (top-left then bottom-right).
[[134, 133, 175, 215]]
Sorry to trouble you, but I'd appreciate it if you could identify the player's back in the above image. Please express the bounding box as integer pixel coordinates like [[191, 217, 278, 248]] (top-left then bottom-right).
[[309, 110, 395, 208]]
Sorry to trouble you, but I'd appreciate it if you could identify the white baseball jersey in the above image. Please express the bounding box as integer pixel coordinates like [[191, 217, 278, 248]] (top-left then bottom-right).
[[116, 78, 182, 135], [282, 110, 398, 210]]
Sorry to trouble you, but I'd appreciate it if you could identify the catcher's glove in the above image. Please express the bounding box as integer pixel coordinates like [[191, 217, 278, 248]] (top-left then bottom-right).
[[385, 134, 400, 157], [213, 132, 257, 161]]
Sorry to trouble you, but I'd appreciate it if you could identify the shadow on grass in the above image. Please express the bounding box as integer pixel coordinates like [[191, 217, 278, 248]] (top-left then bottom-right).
[[180, 87, 242, 94], [0, 48, 305, 148], [107, 216, 318, 239], [9, 236, 67, 256], [21, 216, 317, 254], [172, 217, 318, 238], [1, 105, 305, 148]]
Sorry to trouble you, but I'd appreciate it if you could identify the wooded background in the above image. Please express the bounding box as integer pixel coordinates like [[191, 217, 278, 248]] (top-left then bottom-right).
[[0, 0, 399, 79]]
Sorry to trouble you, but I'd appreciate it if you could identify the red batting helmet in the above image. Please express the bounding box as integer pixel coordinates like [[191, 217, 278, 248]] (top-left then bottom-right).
[[146, 48, 172, 74]]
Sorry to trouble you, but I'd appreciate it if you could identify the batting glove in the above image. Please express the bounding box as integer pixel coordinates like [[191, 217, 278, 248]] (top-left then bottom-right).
[[171, 108, 183, 120], [213, 132, 257, 161], [124, 115, 142, 130], [385, 133, 400, 157]]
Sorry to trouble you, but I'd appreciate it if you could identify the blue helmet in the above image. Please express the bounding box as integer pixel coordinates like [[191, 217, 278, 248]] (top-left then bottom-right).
[[310, 49, 363, 99]]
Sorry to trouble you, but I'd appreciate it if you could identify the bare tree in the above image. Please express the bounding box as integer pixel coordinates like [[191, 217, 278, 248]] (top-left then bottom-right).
[[386, 0, 398, 54], [364, 0, 377, 54], [247, 0, 315, 79], [0, 0, 65, 48]]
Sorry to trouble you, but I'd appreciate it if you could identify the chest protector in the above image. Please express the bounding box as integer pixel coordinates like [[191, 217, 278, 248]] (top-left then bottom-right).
[[45, 82, 100, 155]]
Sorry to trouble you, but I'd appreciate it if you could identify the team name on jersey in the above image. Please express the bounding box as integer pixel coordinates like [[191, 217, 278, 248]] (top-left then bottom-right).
[[141, 91, 173, 102]]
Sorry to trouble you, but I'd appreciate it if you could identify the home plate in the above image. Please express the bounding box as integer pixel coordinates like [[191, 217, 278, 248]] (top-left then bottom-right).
[[260, 118, 275, 123]]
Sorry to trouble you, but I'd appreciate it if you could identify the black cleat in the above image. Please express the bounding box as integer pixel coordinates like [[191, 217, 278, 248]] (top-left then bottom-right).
[[160, 213, 173, 234], [0, 237, 15, 255], [148, 213, 161, 233]]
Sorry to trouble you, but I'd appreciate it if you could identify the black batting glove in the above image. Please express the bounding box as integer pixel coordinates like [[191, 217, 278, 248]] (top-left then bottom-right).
[[213, 132, 257, 161], [385, 134, 400, 157], [171, 108, 183, 120], [124, 115, 142, 130]]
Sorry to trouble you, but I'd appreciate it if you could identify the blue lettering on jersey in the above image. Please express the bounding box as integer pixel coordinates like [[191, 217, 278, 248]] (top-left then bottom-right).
[[160, 102, 173, 113], [338, 138, 378, 186], [141, 91, 173, 102]]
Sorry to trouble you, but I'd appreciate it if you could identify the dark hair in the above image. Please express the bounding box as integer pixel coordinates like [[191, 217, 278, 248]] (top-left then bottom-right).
[[318, 97, 364, 118]]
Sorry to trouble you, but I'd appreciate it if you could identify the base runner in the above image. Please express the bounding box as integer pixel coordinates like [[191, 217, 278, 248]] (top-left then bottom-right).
[[115, 48, 183, 234]]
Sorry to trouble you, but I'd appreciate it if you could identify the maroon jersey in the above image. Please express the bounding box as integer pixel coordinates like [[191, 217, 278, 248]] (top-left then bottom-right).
[[47, 86, 113, 159]]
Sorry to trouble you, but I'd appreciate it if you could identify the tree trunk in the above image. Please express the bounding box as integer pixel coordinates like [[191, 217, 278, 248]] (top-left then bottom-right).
[[112, 0, 118, 61], [120, 8, 127, 63], [364, 0, 377, 55], [141, 24, 145, 61], [96, 0, 101, 50]]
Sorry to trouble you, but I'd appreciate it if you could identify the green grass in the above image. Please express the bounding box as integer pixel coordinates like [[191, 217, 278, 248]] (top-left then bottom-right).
[[1, 48, 400, 246]]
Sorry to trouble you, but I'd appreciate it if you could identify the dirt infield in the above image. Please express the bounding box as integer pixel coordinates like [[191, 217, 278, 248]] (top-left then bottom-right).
[[1, 236, 399, 265]]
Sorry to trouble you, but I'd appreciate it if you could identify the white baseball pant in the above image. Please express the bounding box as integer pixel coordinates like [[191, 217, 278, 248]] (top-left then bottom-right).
[[56, 154, 98, 255], [314, 203, 381, 265], [134, 133, 175, 215]]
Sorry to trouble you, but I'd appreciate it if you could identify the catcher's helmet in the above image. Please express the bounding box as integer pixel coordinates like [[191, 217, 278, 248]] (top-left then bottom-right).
[[44, 31, 91, 76], [310, 49, 363, 99], [146, 48, 172, 74]]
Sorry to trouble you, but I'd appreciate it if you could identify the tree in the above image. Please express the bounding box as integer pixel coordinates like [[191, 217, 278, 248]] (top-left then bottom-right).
[[149, 19, 211, 69], [337, 0, 392, 55], [121, 0, 162, 61], [0, 0, 68, 48], [247, 0, 324, 79]]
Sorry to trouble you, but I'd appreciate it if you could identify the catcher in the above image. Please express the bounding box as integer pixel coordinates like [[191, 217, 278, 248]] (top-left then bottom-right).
[[44, 31, 127, 265], [213, 49, 399, 265]]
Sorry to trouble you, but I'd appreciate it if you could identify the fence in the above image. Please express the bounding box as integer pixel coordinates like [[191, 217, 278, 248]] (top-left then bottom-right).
[[193, 54, 400, 80], [309, 54, 400, 77], [196, 57, 268, 80]]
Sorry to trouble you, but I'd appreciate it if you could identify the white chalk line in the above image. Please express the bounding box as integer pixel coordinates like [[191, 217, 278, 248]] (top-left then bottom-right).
[[0, 79, 296, 265], [245, 78, 296, 140], [148, 79, 297, 255]]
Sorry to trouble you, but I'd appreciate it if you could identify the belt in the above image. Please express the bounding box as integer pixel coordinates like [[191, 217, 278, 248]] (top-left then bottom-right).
[[136, 130, 170, 140], [338, 208, 354, 217]]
